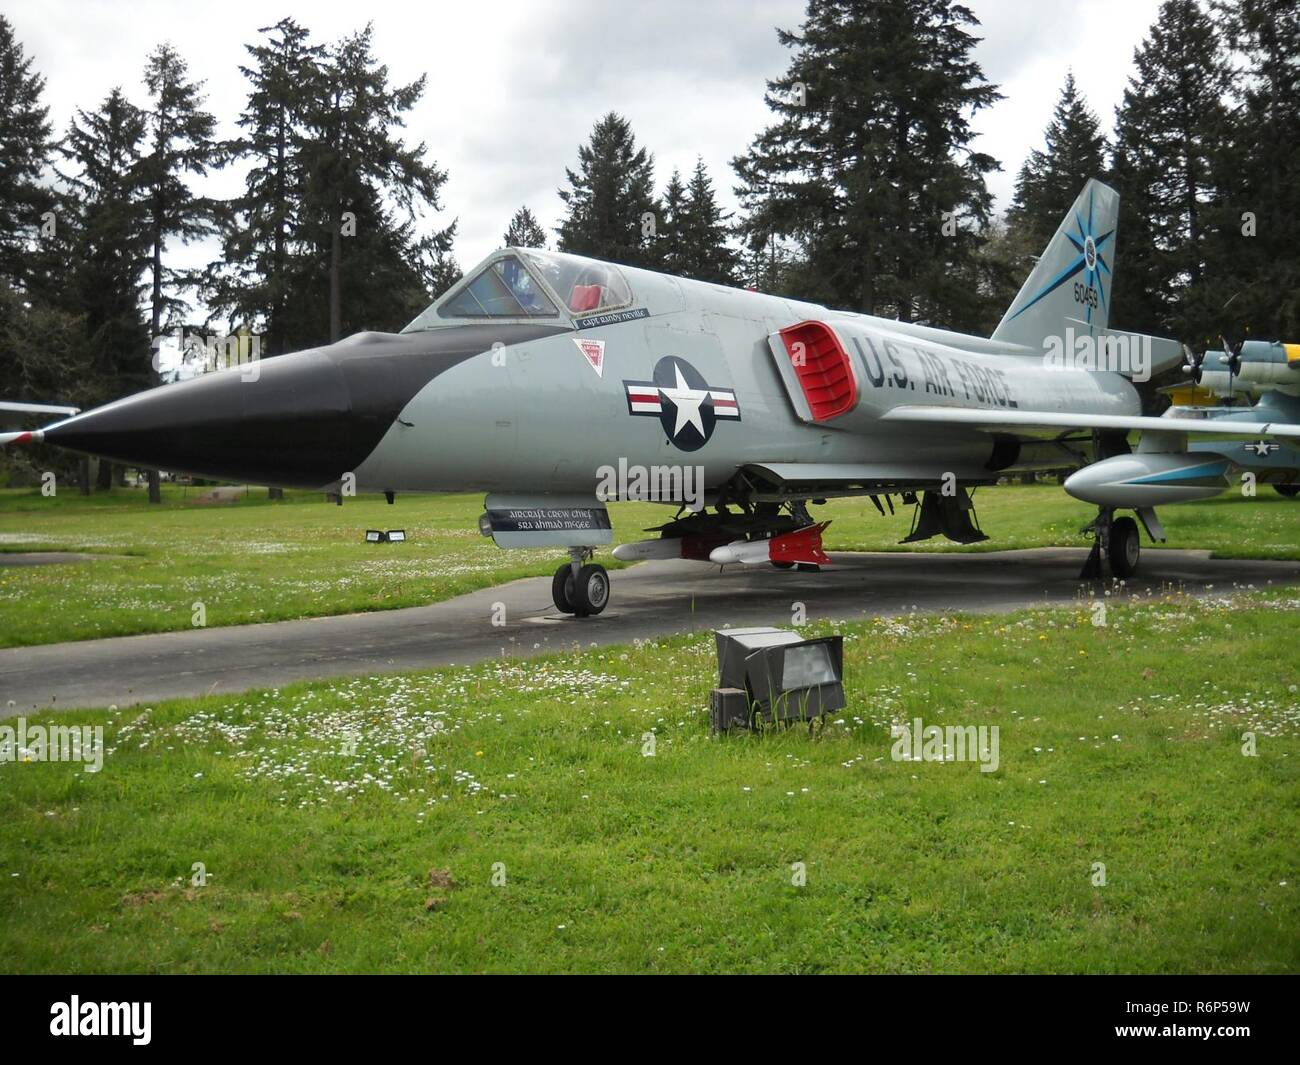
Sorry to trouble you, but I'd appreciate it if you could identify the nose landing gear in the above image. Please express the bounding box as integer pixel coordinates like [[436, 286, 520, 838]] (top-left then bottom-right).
[[1079, 508, 1141, 579], [551, 546, 610, 617]]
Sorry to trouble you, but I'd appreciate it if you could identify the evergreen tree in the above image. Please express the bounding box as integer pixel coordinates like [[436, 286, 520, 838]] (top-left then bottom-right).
[[658, 168, 689, 275], [59, 89, 151, 487], [968, 217, 1034, 337], [60, 90, 151, 386], [1207, 0, 1300, 339], [556, 112, 661, 269], [0, 284, 97, 488], [733, 0, 1000, 328], [678, 158, 739, 285], [661, 160, 739, 284], [1109, 0, 1228, 339], [0, 14, 54, 290], [139, 43, 218, 500], [208, 18, 322, 356], [1006, 73, 1107, 255], [141, 44, 219, 337], [503, 205, 547, 249], [301, 23, 454, 344], [0, 18, 98, 489], [425, 246, 461, 299]]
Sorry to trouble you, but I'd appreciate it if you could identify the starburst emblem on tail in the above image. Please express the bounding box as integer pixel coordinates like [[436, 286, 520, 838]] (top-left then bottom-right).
[[1007, 185, 1114, 334]]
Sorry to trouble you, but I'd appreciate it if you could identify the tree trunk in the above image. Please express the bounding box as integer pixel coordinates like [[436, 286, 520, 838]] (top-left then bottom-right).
[[95, 459, 113, 491], [79, 457, 90, 496], [330, 206, 342, 343], [272, 112, 287, 356], [149, 207, 165, 503]]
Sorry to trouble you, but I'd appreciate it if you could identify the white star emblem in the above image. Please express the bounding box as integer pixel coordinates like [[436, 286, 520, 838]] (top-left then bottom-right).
[[1246, 439, 1279, 457], [659, 364, 709, 439]]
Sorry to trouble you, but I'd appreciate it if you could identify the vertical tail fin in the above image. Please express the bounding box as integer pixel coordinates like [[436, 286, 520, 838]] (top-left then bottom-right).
[[992, 178, 1118, 350]]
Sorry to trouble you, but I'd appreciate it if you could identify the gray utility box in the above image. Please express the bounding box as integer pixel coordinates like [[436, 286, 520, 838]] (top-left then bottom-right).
[[712, 626, 846, 729]]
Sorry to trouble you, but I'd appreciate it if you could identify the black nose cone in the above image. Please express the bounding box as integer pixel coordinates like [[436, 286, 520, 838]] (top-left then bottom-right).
[[40, 323, 574, 488], [44, 349, 361, 488]]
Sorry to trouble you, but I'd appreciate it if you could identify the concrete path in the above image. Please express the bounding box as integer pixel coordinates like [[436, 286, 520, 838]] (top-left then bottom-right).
[[2, 547, 1296, 714], [0, 552, 122, 567]]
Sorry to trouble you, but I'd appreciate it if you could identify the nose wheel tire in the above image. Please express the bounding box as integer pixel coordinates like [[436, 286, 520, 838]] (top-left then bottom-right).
[[572, 563, 609, 616], [1107, 516, 1140, 578]]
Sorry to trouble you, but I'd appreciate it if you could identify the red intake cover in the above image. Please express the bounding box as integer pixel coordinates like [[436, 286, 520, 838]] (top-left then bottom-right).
[[779, 321, 857, 421]]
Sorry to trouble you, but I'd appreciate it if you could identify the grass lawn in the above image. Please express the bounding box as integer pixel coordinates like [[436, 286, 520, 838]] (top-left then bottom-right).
[[0, 481, 1297, 649], [0, 589, 1295, 973]]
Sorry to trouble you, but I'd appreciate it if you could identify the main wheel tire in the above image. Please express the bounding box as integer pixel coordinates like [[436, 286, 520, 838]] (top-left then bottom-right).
[[1276, 484, 1300, 499], [551, 563, 576, 614], [1108, 516, 1141, 578], [571, 563, 610, 617]]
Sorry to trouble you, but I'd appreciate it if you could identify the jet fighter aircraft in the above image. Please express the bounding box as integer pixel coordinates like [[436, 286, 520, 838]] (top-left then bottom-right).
[[6, 179, 1299, 615]]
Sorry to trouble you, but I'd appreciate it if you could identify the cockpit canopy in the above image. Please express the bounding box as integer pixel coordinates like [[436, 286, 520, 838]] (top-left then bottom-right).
[[402, 249, 634, 331]]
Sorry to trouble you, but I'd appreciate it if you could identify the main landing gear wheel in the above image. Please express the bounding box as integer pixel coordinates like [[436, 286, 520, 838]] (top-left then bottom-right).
[[1276, 484, 1300, 499], [551, 561, 609, 617], [551, 563, 576, 614], [572, 563, 609, 616], [1108, 516, 1140, 579]]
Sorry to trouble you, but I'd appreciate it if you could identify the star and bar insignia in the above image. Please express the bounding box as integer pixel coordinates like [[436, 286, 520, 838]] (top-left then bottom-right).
[[623, 355, 740, 452]]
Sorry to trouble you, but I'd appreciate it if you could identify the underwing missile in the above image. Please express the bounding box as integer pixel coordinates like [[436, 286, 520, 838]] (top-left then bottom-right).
[[709, 523, 832, 566]]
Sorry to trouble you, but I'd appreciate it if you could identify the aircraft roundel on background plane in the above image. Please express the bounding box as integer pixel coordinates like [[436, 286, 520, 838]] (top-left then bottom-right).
[[6, 178, 1299, 615]]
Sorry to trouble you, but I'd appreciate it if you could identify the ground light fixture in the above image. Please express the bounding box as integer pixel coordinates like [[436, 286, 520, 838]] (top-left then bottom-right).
[[364, 530, 407, 543], [711, 626, 845, 731]]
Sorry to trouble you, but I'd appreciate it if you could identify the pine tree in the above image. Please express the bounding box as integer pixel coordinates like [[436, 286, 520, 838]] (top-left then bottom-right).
[[0, 14, 54, 290], [141, 44, 219, 338], [60, 89, 151, 488], [60, 90, 151, 384], [208, 18, 323, 356], [137, 43, 219, 500], [1006, 73, 1107, 255], [661, 160, 739, 284], [733, 0, 1000, 327], [678, 158, 738, 285], [969, 217, 1034, 336], [0, 18, 97, 490], [300, 23, 455, 343], [1109, 0, 1228, 339], [556, 112, 661, 269], [1207, 0, 1300, 340], [424, 245, 461, 299], [503, 205, 547, 249], [658, 168, 689, 275]]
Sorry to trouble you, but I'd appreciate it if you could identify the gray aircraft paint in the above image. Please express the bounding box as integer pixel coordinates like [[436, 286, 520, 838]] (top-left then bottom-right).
[[355, 182, 1141, 498], [355, 306, 1142, 496], [10, 179, 1299, 529]]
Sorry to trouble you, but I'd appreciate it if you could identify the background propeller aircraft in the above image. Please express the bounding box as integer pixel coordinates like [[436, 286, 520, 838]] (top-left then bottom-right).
[[6, 179, 1299, 615]]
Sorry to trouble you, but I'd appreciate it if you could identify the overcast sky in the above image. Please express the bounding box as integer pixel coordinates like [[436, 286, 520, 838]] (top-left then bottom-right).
[[8, 0, 1166, 310]]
